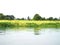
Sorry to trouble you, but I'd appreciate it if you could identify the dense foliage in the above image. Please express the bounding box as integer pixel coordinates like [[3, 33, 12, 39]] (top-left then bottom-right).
[[0, 13, 59, 20], [33, 14, 42, 20], [0, 13, 15, 20]]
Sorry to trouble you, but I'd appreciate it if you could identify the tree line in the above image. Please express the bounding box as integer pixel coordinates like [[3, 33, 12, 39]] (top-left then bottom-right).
[[0, 13, 15, 20], [33, 14, 59, 20], [0, 13, 60, 20]]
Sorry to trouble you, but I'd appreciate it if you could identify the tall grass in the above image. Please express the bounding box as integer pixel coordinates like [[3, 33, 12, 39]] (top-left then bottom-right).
[[0, 20, 60, 28]]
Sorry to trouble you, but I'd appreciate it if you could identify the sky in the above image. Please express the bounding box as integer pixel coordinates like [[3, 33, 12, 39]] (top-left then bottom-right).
[[0, 0, 60, 18]]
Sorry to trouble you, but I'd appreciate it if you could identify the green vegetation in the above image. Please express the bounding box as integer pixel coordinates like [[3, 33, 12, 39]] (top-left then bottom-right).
[[33, 14, 42, 20], [0, 13, 15, 20], [0, 13, 60, 20], [0, 13, 60, 28], [0, 20, 60, 28]]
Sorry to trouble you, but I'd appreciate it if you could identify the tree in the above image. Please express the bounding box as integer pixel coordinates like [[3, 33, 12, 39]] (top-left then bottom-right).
[[0, 13, 4, 20], [41, 17, 45, 20], [27, 16, 30, 20], [10, 15, 15, 20], [4, 15, 15, 20], [4, 15, 10, 20], [21, 18, 25, 20], [59, 17, 60, 20], [54, 18, 58, 20], [16, 18, 21, 20], [47, 17, 53, 20], [33, 14, 42, 20]]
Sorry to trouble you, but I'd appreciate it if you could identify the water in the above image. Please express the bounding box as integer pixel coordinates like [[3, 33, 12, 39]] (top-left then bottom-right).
[[0, 28, 60, 45]]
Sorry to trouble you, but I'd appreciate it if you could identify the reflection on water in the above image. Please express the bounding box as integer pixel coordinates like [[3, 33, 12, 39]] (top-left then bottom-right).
[[34, 27, 41, 35], [0, 30, 5, 35], [0, 27, 60, 45], [0, 27, 6, 35]]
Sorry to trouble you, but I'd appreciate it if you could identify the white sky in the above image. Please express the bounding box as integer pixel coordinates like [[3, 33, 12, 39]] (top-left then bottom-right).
[[0, 0, 60, 18]]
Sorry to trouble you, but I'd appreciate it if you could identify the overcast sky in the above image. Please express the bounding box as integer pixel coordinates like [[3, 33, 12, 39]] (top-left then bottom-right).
[[0, 0, 60, 18]]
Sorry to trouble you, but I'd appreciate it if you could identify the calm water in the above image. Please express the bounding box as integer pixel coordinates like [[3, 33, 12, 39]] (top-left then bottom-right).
[[0, 28, 60, 45]]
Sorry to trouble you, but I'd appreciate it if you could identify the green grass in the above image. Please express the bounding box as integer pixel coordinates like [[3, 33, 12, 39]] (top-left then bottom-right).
[[0, 20, 60, 28]]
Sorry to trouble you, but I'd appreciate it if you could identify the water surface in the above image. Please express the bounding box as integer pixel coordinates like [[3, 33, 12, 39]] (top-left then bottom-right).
[[0, 28, 60, 45]]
